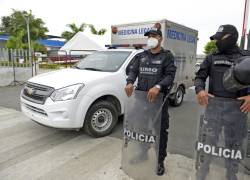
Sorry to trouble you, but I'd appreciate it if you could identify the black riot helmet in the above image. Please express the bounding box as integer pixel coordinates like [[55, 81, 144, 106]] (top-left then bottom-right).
[[210, 25, 239, 52], [223, 57, 250, 92]]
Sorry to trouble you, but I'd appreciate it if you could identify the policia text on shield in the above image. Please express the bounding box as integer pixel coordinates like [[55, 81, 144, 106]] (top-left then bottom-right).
[[124, 25, 177, 176], [195, 24, 250, 180]]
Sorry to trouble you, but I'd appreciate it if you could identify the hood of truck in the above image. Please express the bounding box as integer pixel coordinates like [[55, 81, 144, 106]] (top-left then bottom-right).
[[28, 68, 113, 89]]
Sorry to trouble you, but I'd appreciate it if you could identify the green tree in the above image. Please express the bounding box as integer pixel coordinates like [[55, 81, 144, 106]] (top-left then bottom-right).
[[61, 23, 87, 41], [32, 42, 47, 52], [88, 24, 107, 35], [61, 23, 107, 41], [0, 9, 48, 51], [6, 30, 25, 49], [204, 40, 217, 55]]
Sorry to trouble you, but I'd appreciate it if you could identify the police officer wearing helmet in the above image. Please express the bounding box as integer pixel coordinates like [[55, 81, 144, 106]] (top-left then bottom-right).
[[195, 24, 250, 180], [125, 25, 177, 176], [195, 24, 250, 105]]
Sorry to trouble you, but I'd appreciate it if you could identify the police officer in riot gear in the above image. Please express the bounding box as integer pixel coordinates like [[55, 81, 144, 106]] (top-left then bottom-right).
[[125, 27, 176, 176], [195, 24, 250, 180]]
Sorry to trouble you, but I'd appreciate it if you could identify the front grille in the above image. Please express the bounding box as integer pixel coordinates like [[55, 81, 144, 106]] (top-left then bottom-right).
[[23, 103, 48, 116], [22, 82, 54, 104]]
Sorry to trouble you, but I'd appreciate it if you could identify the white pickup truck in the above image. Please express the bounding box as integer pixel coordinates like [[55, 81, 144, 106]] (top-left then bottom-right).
[[20, 19, 198, 137], [21, 49, 141, 137]]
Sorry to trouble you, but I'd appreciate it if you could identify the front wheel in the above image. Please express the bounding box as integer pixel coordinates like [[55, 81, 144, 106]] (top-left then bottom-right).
[[84, 101, 118, 137], [169, 86, 184, 107]]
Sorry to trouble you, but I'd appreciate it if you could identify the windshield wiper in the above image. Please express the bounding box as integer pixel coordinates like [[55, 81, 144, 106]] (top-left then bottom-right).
[[83, 67, 102, 71]]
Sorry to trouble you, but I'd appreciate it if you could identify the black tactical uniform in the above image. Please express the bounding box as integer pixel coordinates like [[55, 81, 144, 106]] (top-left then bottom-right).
[[126, 48, 176, 164], [195, 47, 250, 98], [195, 24, 250, 180]]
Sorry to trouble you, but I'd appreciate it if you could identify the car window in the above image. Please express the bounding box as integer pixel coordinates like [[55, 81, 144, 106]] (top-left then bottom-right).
[[75, 51, 131, 72]]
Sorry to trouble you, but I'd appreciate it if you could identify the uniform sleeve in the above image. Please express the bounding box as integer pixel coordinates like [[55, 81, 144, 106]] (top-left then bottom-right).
[[158, 52, 177, 90], [194, 55, 212, 94], [126, 54, 140, 85]]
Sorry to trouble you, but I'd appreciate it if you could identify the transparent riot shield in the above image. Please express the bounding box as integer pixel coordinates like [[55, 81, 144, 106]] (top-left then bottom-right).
[[121, 90, 163, 180], [195, 97, 250, 180]]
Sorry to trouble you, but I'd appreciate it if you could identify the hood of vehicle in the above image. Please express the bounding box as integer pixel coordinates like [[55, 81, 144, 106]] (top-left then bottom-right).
[[28, 68, 112, 89]]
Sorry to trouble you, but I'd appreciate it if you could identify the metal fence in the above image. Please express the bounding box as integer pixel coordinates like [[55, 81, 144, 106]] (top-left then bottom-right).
[[0, 48, 30, 62], [0, 48, 34, 86], [0, 48, 96, 86]]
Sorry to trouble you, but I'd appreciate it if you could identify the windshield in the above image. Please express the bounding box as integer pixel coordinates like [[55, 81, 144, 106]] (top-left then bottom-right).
[[75, 51, 131, 72]]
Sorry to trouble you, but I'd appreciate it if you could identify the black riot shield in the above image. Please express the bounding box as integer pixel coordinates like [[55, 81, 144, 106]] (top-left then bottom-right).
[[121, 90, 164, 180], [195, 97, 250, 180]]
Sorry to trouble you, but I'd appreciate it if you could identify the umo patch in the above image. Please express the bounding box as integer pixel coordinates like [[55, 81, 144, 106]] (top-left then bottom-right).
[[217, 26, 224, 32], [124, 129, 156, 143], [196, 142, 243, 160], [140, 67, 158, 74]]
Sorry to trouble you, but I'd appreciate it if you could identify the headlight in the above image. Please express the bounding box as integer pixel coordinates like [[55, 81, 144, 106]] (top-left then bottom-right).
[[50, 84, 84, 101]]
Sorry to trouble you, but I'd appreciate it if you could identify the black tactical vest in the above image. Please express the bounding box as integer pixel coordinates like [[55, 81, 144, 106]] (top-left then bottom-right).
[[137, 52, 166, 91], [209, 52, 248, 98]]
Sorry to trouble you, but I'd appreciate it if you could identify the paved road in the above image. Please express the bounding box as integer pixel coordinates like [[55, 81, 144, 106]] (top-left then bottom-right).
[[0, 69, 56, 111], [0, 85, 23, 111], [0, 86, 249, 180], [0, 106, 129, 180], [0, 86, 198, 157], [0, 106, 198, 180], [0, 85, 199, 158]]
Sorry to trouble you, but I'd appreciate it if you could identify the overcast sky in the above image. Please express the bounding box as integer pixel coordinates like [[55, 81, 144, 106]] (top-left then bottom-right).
[[0, 0, 247, 54]]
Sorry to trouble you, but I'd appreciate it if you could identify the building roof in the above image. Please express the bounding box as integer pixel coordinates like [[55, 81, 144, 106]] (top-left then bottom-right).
[[0, 35, 65, 47], [38, 39, 65, 47], [0, 35, 9, 41], [46, 35, 62, 39]]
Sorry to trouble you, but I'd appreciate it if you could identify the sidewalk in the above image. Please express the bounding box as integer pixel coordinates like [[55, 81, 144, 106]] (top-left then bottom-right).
[[0, 106, 249, 180], [0, 106, 195, 180]]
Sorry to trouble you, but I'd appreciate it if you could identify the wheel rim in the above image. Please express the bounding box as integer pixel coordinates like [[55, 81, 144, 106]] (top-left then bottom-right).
[[176, 89, 183, 104], [91, 108, 113, 132]]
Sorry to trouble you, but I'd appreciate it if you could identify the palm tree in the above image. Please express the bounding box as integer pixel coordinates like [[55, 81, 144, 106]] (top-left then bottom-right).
[[61, 23, 107, 41], [61, 23, 87, 41], [88, 24, 107, 35]]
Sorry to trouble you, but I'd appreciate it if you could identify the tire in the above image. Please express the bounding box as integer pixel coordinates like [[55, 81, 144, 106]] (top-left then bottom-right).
[[84, 101, 118, 137], [169, 86, 184, 107]]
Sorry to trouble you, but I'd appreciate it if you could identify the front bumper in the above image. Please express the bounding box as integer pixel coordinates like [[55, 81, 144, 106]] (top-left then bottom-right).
[[21, 95, 92, 129]]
